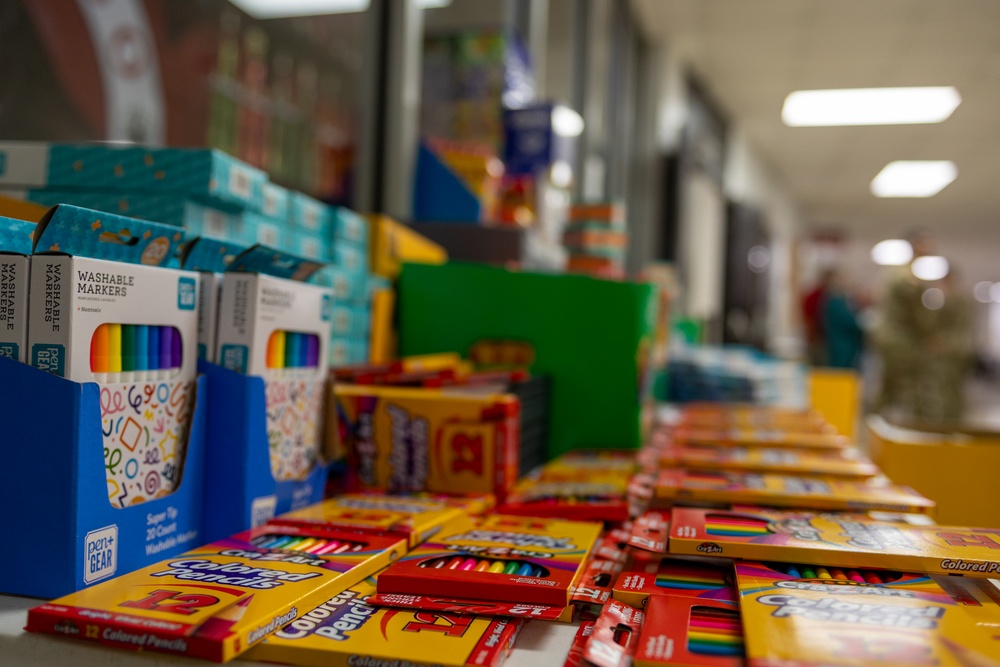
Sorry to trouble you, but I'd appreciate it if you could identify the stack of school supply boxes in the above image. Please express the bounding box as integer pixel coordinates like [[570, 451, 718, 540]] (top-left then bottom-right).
[[563, 201, 627, 280]]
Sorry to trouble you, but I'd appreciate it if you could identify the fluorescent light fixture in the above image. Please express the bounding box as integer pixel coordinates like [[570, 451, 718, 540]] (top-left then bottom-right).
[[871, 161, 957, 198], [782, 87, 960, 126], [922, 288, 945, 310], [552, 106, 584, 137], [911, 255, 949, 281], [230, 0, 449, 18], [974, 281, 994, 303], [871, 239, 913, 266]]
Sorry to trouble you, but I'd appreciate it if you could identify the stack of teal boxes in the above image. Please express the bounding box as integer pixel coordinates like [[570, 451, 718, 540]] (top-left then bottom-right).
[[315, 207, 371, 367]]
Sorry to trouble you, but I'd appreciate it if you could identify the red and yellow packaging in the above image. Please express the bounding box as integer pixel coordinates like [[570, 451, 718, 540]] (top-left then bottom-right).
[[613, 556, 736, 608], [673, 427, 847, 450], [370, 515, 603, 620], [582, 599, 645, 667], [735, 560, 1000, 666], [654, 469, 935, 515], [655, 445, 880, 479], [670, 507, 1000, 578], [634, 595, 743, 667], [272, 493, 476, 548], [246, 575, 523, 667], [333, 384, 520, 502], [26, 524, 407, 662], [501, 477, 630, 522]]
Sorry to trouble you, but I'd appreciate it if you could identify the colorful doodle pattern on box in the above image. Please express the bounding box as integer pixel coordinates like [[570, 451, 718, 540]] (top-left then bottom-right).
[[266, 377, 325, 481], [101, 380, 194, 508]]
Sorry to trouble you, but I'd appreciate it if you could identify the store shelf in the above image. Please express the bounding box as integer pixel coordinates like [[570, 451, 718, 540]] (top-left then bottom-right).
[[0, 593, 579, 666]]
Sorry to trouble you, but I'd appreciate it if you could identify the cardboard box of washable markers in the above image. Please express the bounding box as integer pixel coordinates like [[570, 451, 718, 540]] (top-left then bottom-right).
[[734, 560, 1000, 666], [653, 469, 935, 515], [0, 216, 34, 361], [0, 205, 208, 598], [201, 245, 334, 542], [334, 384, 521, 502], [369, 514, 603, 621], [669, 506, 1000, 578], [247, 574, 523, 667], [26, 522, 407, 662]]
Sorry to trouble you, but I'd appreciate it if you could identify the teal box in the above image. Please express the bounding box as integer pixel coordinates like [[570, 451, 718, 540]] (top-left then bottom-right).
[[334, 242, 367, 275], [295, 230, 334, 263], [260, 182, 290, 220], [329, 337, 351, 367], [241, 211, 293, 251], [289, 192, 331, 236], [351, 305, 371, 338], [330, 305, 354, 337], [20, 190, 240, 239], [331, 206, 369, 246], [0, 143, 266, 209]]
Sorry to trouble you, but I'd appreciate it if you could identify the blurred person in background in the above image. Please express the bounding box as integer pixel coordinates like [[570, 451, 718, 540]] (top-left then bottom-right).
[[821, 270, 864, 369], [875, 230, 972, 422]]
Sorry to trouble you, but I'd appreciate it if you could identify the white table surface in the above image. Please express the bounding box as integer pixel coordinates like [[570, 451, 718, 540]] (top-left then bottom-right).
[[0, 593, 579, 666]]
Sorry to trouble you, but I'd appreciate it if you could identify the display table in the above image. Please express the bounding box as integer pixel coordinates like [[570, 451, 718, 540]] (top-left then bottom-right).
[[0, 593, 579, 666]]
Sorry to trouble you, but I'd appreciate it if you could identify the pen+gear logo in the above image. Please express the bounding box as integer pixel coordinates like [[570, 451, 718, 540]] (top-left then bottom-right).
[[696, 542, 723, 554]]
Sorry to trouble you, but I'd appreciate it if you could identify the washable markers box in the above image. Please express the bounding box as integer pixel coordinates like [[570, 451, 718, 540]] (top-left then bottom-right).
[[28, 205, 201, 508], [735, 560, 1000, 667], [0, 216, 34, 361], [247, 575, 523, 667], [180, 237, 247, 362], [272, 492, 475, 547], [654, 469, 935, 515], [613, 557, 737, 608], [669, 507, 1000, 578], [371, 515, 603, 620], [26, 523, 407, 662], [634, 595, 743, 667], [655, 444, 880, 479], [334, 384, 521, 502]]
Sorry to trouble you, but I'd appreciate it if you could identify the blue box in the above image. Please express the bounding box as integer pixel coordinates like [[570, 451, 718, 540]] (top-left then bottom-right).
[[330, 206, 369, 247], [199, 361, 329, 543], [334, 242, 367, 275], [0, 356, 207, 598], [329, 337, 351, 367], [260, 182, 291, 221], [0, 143, 266, 210], [330, 304, 354, 337], [289, 192, 331, 237]]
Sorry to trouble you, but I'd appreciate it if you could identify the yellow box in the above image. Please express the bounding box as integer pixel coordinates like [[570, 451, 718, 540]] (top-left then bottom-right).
[[670, 507, 1000, 578], [367, 214, 447, 280], [654, 469, 935, 515], [247, 575, 523, 667], [25, 524, 407, 662], [273, 492, 475, 547], [334, 384, 521, 502], [735, 560, 1000, 666], [868, 416, 1000, 528]]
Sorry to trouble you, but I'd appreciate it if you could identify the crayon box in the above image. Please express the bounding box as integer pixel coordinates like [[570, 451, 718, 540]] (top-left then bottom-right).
[[247, 575, 523, 667], [0, 215, 34, 361], [634, 595, 743, 667], [370, 514, 603, 620], [669, 507, 1000, 578], [334, 384, 521, 502], [735, 560, 1000, 666], [654, 469, 935, 515], [271, 492, 476, 548], [26, 523, 407, 662]]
